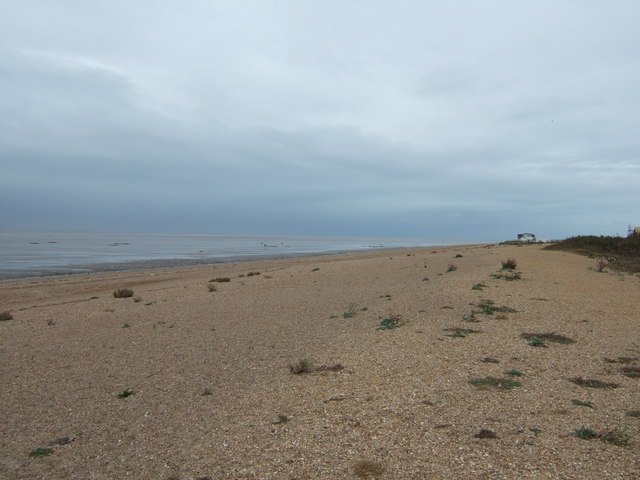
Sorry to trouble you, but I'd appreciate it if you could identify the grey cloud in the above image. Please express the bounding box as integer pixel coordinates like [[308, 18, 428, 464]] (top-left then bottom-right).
[[1, 1, 639, 240]]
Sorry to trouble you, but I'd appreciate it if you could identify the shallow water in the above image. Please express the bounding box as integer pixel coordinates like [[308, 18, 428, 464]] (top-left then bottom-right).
[[0, 231, 468, 280]]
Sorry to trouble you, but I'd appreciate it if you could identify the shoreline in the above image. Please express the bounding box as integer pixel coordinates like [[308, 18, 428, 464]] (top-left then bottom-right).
[[0, 244, 457, 282]]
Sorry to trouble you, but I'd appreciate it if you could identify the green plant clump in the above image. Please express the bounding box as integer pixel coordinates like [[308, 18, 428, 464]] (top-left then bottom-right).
[[478, 299, 516, 315], [501, 258, 518, 270], [29, 448, 54, 457], [378, 315, 403, 330], [117, 389, 135, 398], [573, 426, 599, 440], [528, 337, 547, 347]]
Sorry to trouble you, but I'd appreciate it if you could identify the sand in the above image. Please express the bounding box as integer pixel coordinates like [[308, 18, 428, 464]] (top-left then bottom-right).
[[1, 243, 639, 479]]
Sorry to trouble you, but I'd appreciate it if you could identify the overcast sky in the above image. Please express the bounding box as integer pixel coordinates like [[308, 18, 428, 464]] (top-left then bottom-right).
[[1, 1, 639, 241]]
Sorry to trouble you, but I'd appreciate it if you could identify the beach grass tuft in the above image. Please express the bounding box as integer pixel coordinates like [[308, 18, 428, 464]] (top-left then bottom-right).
[[501, 258, 518, 270], [289, 358, 314, 374]]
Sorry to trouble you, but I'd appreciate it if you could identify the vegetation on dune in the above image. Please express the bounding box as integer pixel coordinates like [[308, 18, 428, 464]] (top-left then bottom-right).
[[544, 235, 640, 273]]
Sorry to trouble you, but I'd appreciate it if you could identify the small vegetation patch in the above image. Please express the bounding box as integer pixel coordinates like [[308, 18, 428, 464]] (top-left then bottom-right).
[[469, 376, 521, 390], [626, 411, 640, 418], [343, 303, 359, 318], [29, 448, 54, 457], [528, 337, 547, 347], [447, 263, 458, 272], [501, 258, 518, 270], [289, 358, 314, 374], [207, 284, 217, 292], [474, 429, 498, 439], [478, 299, 517, 315], [201, 388, 213, 396], [443, 327, 482, 338], [113, 288, 134, 298], [117, 388, 135, 398], [572, 399, 594, 408], [481, 357, 500, 363], [353, 460, 384, 479], [471, 283, 487, 290], [621, 366, 640, 378], [604, 357, 638, 364], [602, 427, 633, 446], [462, 312, 480, 322], [521, 333, 576, 345], [506, 369, 523, 376], [594, 258, 608, 272], [455, 254, 464, 258], [246, 271, 261, 276], [209, 277, 231, 283], [570, 377, 619, 389], [272, 414, 290, 425], [289, 359, 344, 374], [0, 311, 13, 321], [573, 426, 599, 440], [48, 436, 75, 446], [490, 271, 522, 281], [377, 315, 404, 330]]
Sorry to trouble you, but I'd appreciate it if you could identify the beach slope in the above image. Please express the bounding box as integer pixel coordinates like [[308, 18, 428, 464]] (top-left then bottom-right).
[[1, 244, 639, 479]]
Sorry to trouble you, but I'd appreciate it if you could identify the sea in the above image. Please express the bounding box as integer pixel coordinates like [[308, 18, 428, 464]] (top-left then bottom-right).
[[0, 231, 470, 281]]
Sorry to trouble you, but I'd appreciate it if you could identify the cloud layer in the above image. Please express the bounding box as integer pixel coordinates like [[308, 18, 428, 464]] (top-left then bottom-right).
[[2, 1, 639, 240]]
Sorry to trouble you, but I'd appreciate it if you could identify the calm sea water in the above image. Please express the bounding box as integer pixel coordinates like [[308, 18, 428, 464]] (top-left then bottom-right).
[[0, 231, 468, 280]]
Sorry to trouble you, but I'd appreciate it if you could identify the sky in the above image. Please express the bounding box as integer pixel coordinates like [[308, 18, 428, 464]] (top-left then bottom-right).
[[1, 1, 639, 241]]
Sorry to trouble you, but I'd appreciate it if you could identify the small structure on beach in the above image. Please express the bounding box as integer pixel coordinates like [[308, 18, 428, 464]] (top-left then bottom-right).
[[517, 233, 537, 242]]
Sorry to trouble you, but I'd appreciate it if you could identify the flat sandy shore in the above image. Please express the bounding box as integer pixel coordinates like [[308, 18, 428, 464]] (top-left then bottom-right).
[[1, 243, 639, 479]]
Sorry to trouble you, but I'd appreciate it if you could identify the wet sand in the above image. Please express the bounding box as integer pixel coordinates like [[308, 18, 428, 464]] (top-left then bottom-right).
[[1, 243, 639, 479]]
